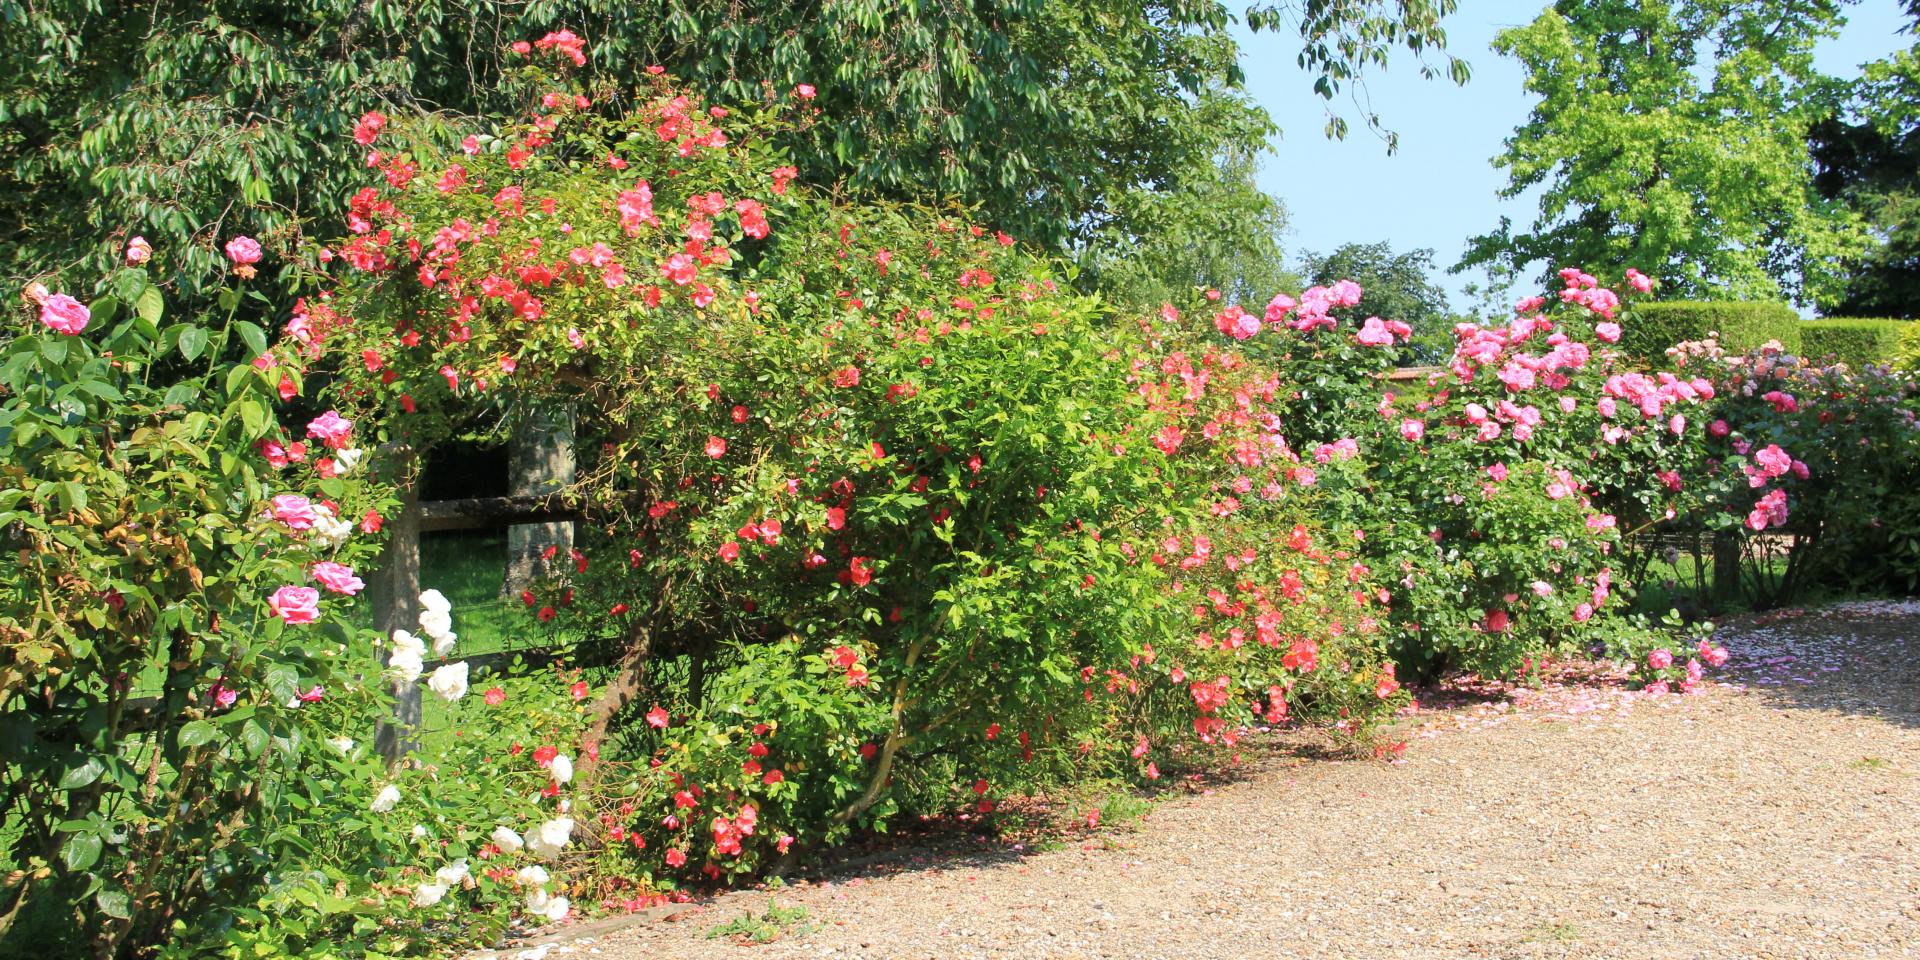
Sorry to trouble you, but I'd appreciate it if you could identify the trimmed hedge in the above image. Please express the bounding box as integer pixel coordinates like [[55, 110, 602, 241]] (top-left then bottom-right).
[[1620, 301, 1802, 360], [1801, 318, 1913, 369]]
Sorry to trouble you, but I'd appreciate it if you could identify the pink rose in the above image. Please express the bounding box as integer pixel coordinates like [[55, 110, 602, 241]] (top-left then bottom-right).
[[306, 410, 354, 448], [1484, 609, 1510, 633], [125, 236, 152, 265], [271, 494, 318, 530], [1647, 648, 1673, 670], [1399, 419, 1425, 442], [39, 294, 90, 335], [311, 561, 365, 596], [705, 435, 727, 458], [267, 585, 321, 625], [1594, 322, 1621, 343], [224, 236, 263, 265]]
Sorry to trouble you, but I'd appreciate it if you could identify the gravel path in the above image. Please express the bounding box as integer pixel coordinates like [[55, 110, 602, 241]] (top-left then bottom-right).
[[515, 600, 1920, 960]]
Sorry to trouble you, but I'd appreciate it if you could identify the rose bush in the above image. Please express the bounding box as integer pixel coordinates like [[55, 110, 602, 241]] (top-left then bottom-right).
[[302, 37, 1402, 904]]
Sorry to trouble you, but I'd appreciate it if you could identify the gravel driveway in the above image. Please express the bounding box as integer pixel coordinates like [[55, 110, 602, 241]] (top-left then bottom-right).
[[506, 600, 1920, 960]]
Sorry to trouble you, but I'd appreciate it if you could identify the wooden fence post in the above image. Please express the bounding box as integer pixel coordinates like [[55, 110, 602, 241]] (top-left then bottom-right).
[[503, 405, 575, 597], [373, 452, 423, 765]]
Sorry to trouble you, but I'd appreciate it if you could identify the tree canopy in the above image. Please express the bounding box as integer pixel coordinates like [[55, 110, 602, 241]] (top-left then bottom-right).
[[1810, 3, 1920, 317], [0, 0, 1465, 307], [1458, 0, 1868, 307]]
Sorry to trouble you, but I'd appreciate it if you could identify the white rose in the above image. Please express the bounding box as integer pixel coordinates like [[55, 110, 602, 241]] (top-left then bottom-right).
[[540, 896, 569, 922], [427, 662, 469, 702], [370, 784, 401, 813], [515, 865, 549, 886], [419, 589, 452, 613], [549, 754, 573, 785], [435, 859, 470, 886], [390, 629, 425, 657], [430, 631, 457, 658], [525, 888, 551, 914], [525, 818, 574, 859], [410, 824, 427, 839], [387, 648, 424, 684], [328, 736, 355, 754], [334, 447, 364, 474], [418, 608, 454, 640], [412, 881, 448, 907], [312, 511, 354, 548], [492, 825, 524, 854]]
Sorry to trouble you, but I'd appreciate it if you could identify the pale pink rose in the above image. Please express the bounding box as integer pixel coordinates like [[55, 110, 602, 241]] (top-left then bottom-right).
[[267, 585, 321, 625], [39, 294, 90, 335], [1399, 419, 1425, 442], [125, 236, 152, 265], [306, 411, 354, 448], [311, 561, 365, 596], [224, 236, 263, 265], [271, 494, 318, 530]]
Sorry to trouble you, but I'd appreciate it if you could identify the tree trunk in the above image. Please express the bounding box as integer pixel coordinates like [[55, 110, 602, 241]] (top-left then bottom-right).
[[502, 405, 575, 597], [373, 466, 422, 765]]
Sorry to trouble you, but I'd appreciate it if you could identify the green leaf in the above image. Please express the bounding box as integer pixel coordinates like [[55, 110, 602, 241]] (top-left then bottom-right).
[[234, 320, 268, 358], [136, 286, 164, 326], [177, 326, 210, 362], [58, 756, 104, 790], [178, 720, 216, 747], [95, 887, 132, 920], [62, 833, 102, 871]]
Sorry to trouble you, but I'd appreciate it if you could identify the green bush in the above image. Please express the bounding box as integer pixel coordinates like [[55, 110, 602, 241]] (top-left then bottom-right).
[[1801, 318, 1911, 368], [1621, 301, 1802, 360]]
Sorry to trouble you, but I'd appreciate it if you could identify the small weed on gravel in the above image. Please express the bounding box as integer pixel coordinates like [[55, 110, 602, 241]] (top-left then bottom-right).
[[707, 898, 813, 945]]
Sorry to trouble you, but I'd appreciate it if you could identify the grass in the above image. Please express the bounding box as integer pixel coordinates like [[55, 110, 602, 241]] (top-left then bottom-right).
[[707, 898, 814, 944]]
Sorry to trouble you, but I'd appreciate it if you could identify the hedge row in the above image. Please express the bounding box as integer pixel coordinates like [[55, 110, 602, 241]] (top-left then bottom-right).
[[1620, 301, 1802, 359], [1801, 318, 1913, 369]]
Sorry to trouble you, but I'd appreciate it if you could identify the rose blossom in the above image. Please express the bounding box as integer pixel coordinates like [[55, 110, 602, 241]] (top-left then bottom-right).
[[267, 585, 321, 625], [39, 294, 90, 335]]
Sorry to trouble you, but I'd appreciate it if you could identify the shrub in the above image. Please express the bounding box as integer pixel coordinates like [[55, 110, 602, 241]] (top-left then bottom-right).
[[307, 45, 1403, 920], [1800, 318, 1911, 368], [0, 260, 397, 956], [1620, 300, 1802, 361]]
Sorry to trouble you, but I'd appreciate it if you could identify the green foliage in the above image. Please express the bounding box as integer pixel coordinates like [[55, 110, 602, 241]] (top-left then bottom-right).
[[1809, 6, 1920, 317], [708, 898, 813, 944], [0, 0, 1466, 313], [0, 267, 395, 957], [1800, 318, 1912, 368], [311, 61, 1402, 914], [1459, 0, 1868, 306], [1620, 301, 1803, 360]]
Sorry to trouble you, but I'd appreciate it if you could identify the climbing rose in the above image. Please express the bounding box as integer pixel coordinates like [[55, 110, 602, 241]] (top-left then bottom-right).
[[267, 585, 321, 625], [1399, 419, 1425, 442], [271, 494, 318, 530], [428, 662, 469, 702], [224, 236, 262, 266], [38, 294, 89, 335], [1594, 322, 1622, 343], [306, 411, 354, 447], [311, 561, 364, 595]]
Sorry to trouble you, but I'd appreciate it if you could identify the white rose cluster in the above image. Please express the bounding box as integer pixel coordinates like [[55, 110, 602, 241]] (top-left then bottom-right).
[[386, 589, 467, 701]]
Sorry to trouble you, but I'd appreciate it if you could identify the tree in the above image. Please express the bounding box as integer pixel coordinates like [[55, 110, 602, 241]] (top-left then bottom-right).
[[1300, 241, 1451, 360], [1810, 5, 1920, 317], [1457, 0, 1868, 307], [0, 0, 1464, 307]]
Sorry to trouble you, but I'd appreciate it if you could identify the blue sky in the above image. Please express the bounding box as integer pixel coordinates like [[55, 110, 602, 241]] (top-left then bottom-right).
[[1232, 1, 1915, 308]]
